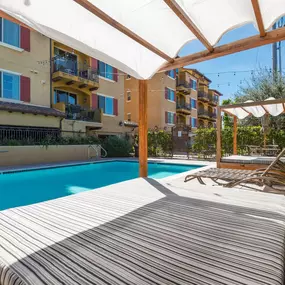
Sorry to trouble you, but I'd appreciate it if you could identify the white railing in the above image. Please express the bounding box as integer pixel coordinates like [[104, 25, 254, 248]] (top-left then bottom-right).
[[88, 145, 107, 159]]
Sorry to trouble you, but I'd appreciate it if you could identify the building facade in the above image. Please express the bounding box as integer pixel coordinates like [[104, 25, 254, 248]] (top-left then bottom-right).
[[124, 71, 176, 131], [51, 41, 130, 138], [0, 13, 64, 142], [0, 13, 131, 142]]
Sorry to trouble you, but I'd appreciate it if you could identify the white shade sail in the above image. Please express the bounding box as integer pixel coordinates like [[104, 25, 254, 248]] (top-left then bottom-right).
[[0, 0, 285, 79], [224, 98, 285, 119]]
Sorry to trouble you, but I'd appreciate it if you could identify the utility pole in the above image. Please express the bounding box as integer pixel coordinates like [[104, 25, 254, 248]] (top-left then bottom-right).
[[272, 18, 284, 76]]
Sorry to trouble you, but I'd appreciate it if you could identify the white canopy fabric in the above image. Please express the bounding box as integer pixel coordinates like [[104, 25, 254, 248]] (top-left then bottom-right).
[[0, 0, 285, 79], [225, 97, 285, 119]]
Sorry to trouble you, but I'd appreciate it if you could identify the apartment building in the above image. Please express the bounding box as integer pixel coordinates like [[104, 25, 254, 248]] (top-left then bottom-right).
[[0, 14, 64, 141], [184, 69, 222, 128], [124, 71, 176, 131], [176, 68, 198, 131], [0, 13, 131, 141], [51, 41, 130, 137]]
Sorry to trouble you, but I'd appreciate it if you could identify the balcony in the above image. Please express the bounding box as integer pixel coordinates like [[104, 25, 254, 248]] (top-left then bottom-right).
[[198, 91, 209, 102], [52, 58, 99, 92], [176, 103, 191, 115], [209, 112, 217, 120], [53, 102, 103, 129], [208, 95, 219, 106], [198, 109, 210, 119], [176, 78, 191, 94]]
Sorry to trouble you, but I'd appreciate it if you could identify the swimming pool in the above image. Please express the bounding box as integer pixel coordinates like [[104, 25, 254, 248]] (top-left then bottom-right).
[[0, 161, 203, 211]]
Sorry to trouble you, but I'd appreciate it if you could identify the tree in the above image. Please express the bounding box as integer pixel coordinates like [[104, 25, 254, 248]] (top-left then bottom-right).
[[234, 68, 285, 128], [222, 98, 234, 128]]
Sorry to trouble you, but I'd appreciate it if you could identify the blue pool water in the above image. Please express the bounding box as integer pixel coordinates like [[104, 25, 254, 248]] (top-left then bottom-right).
[[0, 161, 202, 211]]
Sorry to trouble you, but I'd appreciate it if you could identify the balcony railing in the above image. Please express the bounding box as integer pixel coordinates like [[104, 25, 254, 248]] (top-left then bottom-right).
[[65, 104, 102, 123], [198, 109, 209, 117], [53, 57, 99, 83], [209, 112, 217, 119], [176, 103, 191, 111], [198, 91, 209, 100], [209, 95, 219, 105], [176, 78, 191, 89]]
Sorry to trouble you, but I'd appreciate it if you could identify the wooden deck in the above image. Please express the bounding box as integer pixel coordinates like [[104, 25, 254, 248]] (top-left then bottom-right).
[[0, 178, 285, 285]]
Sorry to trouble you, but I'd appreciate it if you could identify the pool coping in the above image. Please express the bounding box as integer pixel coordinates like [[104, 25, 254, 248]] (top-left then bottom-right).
[[0, 158, 211, 176]]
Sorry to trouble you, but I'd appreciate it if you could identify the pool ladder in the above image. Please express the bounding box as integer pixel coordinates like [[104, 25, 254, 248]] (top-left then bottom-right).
[[88, 145, 108, 159]]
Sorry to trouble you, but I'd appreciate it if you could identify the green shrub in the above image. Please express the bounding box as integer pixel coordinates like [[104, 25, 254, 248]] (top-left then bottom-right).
[[102, 136, 132, 157]]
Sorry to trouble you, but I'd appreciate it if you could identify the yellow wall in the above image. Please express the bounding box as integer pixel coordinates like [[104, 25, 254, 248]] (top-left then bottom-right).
[[124, 72, 176, 131], [0, 111, 60, 128], [0, 30, 51, 107], [0, 145, 100, 167]]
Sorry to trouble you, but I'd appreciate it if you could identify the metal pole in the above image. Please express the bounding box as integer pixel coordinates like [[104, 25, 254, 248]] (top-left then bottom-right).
[[272, 23, 278, 75]]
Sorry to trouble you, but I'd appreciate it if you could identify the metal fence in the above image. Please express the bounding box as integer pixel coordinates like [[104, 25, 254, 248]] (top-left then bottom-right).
[[0, 126, 61, 144]]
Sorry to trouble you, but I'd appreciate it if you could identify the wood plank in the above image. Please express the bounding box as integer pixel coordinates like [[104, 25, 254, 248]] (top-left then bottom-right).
[[251, 0, 266, 37], [233, 116, 238, 155], [163, 0, 213, 51], [159, 26, 285, 71], [73, 0, 173, 63], [139, 80, 148, 177], [216, 106, 222, 168], [220, 162, 270, 170]]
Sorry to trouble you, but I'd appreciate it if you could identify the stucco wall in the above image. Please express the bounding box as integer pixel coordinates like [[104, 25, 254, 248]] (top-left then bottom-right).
[[96, 75, 126, 135], [0, 30, 51, 107], [0, 145, 100, 167], [124, 72, 176, 131], [0, 111, 60, 128]]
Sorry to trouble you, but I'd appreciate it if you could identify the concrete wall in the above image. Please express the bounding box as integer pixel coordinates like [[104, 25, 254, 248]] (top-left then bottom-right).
[[0, 145, 101, 167], [0, 30, 51, 107], [0, 111, 60, 128]]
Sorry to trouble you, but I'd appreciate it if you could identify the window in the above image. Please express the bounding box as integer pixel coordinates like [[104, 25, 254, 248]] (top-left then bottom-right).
[[167, 69, 176, 79], [0, 18, 20, 48], [0, 71, 20, 100], [98, 95, 114, 115], [191, 79, 197, 90], [166, 88, 175, 101], [98, 61, 113, 80], [191, 117, 197, 128], [127, 91, 131, 101], [54, 90, 77, 105], [191, 98, 197, 109], [127, 113, 131, 121], [167, 112, 175, 124]]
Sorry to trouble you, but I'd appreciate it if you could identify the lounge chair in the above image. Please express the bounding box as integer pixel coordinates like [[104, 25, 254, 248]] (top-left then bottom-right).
[[185, 148, 285, 193]]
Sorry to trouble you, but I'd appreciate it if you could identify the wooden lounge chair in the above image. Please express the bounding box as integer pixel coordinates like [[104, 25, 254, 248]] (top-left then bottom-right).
[[185, 148, 285, 193]]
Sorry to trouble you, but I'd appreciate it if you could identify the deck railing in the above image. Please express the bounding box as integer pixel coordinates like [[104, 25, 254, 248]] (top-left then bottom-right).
[[53, 57, 99, 83], [65, 104, 102, 123]]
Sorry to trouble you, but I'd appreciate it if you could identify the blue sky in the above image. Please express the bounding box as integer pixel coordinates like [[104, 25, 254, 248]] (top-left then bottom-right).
[[179, 23, 284, 101]]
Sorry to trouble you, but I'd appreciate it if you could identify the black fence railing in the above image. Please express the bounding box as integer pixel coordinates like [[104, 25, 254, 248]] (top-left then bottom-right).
[[198, 91, 209, 100], [65, 104, 102, 123], [198, 110, 209, 117], [0, 126, 61, 144], [176, 103, 191, 111], [52, 57, 99, 83], [209, 95, 219, 104], [176, 78, 191, 89]]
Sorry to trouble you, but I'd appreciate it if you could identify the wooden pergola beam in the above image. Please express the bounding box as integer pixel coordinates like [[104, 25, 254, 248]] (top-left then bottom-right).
[[159, 26, 285, 72], [73, 0, 174, 63], [163, 0, 213, 52], [251, 0, 266, 37], [221, 98, 285, 109]]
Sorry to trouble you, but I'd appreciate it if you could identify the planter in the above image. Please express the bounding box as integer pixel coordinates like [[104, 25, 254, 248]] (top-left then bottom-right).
[[0, 145, 101, 167]]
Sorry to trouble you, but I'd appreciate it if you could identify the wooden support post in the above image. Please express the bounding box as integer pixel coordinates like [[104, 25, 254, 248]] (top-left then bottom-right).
[[216, 107, 222, 168], [233, 116, 238, 155], [139, 80, 148, 177]]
